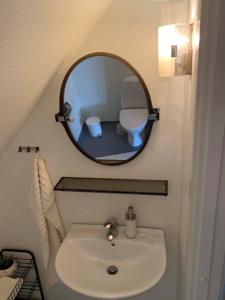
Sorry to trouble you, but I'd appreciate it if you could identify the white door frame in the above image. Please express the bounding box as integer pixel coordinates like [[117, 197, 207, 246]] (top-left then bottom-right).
[[207, 133, 225, 300], [185, 0, 225, 298]]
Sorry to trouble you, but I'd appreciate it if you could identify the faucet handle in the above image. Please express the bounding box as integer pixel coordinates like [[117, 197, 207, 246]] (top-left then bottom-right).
[[104, 218, 117, 228], [104, 223, 111, 229]]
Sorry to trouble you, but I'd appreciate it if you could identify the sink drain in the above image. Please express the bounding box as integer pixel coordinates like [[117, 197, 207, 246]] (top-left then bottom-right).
[[106, 265, 118, 275]]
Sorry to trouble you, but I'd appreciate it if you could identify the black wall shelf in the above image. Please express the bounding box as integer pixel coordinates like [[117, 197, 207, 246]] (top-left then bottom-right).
[[54, 177, 168, 196]]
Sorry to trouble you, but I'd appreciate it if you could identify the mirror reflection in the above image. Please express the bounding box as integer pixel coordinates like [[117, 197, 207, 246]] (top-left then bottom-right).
[[62, 54, 153, 164]]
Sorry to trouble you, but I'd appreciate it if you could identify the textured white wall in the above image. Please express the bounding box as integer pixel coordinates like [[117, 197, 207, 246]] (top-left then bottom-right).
[[0, 0, 112, 156], [0, 1, 191, 300]]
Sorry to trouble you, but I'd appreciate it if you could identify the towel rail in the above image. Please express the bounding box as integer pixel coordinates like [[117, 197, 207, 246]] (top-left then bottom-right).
[[18, 146, 39, 153]]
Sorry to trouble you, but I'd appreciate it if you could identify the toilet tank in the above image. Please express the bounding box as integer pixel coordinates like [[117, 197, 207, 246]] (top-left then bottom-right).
[[121, 75, 148, 109]]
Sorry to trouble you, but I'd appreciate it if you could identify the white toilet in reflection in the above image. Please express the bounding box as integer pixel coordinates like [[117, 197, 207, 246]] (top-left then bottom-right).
[[119, 75, 149, 147]]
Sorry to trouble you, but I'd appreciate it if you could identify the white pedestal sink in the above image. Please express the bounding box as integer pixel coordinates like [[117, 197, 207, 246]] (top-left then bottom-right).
[[55, 224, 166, 299]]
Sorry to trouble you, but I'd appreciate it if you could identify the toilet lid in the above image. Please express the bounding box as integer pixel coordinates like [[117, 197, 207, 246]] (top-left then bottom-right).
[[85, 116, 101, 126], [120, 109, 148, 130]]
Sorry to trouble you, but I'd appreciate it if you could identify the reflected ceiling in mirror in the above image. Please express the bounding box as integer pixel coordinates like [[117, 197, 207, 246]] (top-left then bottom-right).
[[57, 53, 158, 165]]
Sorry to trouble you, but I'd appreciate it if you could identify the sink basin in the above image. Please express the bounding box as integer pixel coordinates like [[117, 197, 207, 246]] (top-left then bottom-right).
[[55, 224, 166, 299]]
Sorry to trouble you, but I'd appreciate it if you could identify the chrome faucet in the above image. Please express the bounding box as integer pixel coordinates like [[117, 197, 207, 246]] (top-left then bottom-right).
[[104, 218, 118, 241]]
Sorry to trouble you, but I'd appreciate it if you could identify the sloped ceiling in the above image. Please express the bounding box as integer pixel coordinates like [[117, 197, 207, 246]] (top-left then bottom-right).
[[0, 0, 111, 155]]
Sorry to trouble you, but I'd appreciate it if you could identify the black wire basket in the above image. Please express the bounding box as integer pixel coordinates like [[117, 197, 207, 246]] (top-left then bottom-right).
[[0, 249, 44, 300]]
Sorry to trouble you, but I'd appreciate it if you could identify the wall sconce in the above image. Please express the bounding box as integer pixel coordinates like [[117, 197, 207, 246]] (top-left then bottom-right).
[[158, 24, 193, 77]]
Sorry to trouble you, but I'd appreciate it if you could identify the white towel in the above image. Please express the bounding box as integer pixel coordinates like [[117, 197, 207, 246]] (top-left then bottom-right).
[[0, 277, 23, 300], [30, 153, 65, 286]]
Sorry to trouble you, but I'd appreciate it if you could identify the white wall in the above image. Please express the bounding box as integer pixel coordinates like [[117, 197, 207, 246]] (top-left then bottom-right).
[[177, 0, 201, 298], [0, 0, 112, 155], [0, 1, 190, 300]]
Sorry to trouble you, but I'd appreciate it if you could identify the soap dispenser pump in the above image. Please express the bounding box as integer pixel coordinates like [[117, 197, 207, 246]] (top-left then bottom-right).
[[125, 206, 137, 238]]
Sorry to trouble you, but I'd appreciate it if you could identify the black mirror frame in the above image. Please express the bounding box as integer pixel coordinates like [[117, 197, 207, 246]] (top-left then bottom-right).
[[58, 52, 156, 166]]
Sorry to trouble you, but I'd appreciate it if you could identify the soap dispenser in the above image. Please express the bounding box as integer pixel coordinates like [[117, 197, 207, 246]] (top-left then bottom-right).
[[125, 206, 137, 238]]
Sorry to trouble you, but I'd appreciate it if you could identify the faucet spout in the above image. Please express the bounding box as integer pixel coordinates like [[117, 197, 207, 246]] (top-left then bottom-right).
[[104, 218, 118, 241]]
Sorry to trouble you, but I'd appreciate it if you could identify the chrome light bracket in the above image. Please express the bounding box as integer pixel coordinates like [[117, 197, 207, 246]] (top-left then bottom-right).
[[55, 102, 74, 123], [148, 108, 160, 121]]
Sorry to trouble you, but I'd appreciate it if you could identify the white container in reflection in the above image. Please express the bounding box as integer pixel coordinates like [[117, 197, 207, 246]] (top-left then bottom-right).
[[85, 116, 102, 138]]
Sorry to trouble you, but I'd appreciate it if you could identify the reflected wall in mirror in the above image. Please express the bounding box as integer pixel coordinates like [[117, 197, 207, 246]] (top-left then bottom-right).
[[57, 53, 159, 165]]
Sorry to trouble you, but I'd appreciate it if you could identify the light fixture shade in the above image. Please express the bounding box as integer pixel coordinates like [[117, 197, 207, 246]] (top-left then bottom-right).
[[158, 24, 176, 77], [158, 24, 192, 77]]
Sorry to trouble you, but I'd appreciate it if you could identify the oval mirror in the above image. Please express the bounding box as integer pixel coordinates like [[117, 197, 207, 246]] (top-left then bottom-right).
[[56, 53, 159, 165]]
